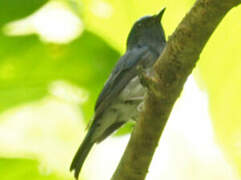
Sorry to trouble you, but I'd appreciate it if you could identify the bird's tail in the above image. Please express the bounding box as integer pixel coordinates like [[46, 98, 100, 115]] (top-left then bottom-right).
[[70, 126, 95, 179]]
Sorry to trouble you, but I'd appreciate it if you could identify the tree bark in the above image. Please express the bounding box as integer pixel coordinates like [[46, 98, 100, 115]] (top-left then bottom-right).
[[111, 0, 241, 180]]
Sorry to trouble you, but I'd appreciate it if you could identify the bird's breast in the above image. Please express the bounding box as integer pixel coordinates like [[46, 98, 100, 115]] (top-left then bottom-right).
[[120, 76, 145, 99], [109, 74, 146, 122]]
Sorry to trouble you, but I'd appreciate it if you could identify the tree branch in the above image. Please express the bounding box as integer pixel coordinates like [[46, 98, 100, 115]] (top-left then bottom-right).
[[111, 0, 240, 180]]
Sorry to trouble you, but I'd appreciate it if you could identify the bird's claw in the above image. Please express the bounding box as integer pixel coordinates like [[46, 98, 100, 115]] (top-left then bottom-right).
[[137, 65, 160, 96], [137, 65, 150, 88]]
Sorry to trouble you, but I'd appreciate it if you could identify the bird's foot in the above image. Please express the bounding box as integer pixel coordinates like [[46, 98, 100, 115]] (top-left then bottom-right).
[[137, 65, 160, 96]]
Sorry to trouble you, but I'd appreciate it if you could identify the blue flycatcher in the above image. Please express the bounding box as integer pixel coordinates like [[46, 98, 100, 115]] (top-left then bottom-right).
[[70, 9, 166, 179]]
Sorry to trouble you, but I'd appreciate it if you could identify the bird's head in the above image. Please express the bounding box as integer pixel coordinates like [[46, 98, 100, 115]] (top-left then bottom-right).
[[126, 8, 166, 53]]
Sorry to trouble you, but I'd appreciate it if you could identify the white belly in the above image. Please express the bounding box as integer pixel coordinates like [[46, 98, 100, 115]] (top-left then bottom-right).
[[91, 73, 148, 141]]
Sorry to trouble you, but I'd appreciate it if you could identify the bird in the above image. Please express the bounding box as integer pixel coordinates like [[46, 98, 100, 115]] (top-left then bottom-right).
[[70, 8, 166, 179]]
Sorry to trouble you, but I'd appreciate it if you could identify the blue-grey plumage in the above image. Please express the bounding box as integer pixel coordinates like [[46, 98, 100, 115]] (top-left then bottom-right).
[[70, 8, 166, 179]]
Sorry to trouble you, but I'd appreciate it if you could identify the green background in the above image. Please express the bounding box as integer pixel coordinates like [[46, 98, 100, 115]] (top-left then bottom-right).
[[0, 0, 240, 179]]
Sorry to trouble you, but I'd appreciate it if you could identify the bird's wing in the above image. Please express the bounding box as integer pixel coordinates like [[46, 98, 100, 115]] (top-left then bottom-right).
[[94, 46, 158, 118]]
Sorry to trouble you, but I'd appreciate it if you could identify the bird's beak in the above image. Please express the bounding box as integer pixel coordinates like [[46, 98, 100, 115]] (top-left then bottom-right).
[[155, 7, 166, 22]]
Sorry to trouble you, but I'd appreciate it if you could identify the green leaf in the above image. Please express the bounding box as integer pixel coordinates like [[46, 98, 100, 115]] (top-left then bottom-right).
[[0, 0, 48, 27], [0, 34, 49, 112], [0, 31, 120, 121], [0, 158, 70, 180]]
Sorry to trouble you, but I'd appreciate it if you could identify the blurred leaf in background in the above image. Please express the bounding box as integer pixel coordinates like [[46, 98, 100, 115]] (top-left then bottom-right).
[[0, 31, 119, 121], [196, 6, 241, 176], [0, 0, 240, 179], [0, 158, 70, 180], [0, 0, 119, 179], [0, 0, 48, 27]]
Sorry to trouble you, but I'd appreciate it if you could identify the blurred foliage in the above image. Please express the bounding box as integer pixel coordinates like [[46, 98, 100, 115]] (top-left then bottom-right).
[[0, 0, 48, 27], [0, 158, 70, 180], [196, 6, 241, 176], [0, 0, 240, 179], [0, 31, 119, 120]]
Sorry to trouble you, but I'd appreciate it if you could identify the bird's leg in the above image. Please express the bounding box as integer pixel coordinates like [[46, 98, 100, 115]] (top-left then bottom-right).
[[137, 65, 159, 96], [137, 65, 151, 88]]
